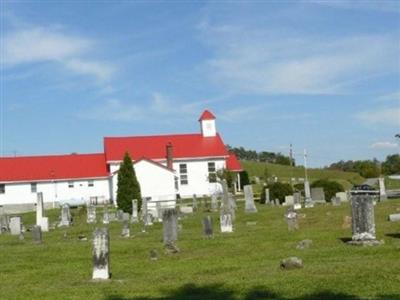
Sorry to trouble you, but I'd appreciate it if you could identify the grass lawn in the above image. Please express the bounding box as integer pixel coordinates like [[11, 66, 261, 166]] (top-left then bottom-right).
[[1, 200, 400, 300]]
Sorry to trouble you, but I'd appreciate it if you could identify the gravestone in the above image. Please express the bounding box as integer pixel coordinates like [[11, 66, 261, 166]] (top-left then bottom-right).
[[211, 194, 218, 212], [155, 202, 162, 222], [274, 199, 280, 206], [311, 188, 325, 203], [378, 177, 387, 201], [92, 228, 110, 280], [59, 204, 72, 227], [304, 180, 312, 203], [0, 214, 9, 233], [285, 208, 298, 231], [388, 214, 400, 222], [192, 194, 198, 212], [142, 197, 153, 227], [122, 212, 130, 222], [87, 205, 97, 224], [202, 216, 213, 238], [284, 195, 294, 206], [336, 192, 348, 202], [244, 185, 257, 213], [220, 213, 233, 233], [265, 188, 270, 204], [121, 220, 130, 238], [228, 193, 236, 221], [36, 192, 45, 226], [116, 209, 124, 221], [348, 195, 382, 246], [32, 225, 42, 243], [10, 216, 22, 235], [41, 217, 49, 232], [293, 193, 302, 210], [162, 208, 178, 248], [103, 206, 110, 225], [180, 206, 193, 214], [331, 196, 341, 206], [131, 199, 139, 223]]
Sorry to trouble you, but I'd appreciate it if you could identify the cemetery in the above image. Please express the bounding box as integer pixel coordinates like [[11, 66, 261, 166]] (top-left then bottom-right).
[[0, 186, 399, 299]]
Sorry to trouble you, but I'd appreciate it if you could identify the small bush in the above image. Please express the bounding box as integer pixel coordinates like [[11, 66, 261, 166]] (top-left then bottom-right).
[[263, 182, 293, 204], [310, 179, 344, 202], [239, 170, 250, 189]]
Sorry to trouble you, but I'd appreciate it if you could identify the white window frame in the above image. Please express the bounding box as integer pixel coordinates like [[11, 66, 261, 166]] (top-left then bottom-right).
[[179, 164, 188, 185]]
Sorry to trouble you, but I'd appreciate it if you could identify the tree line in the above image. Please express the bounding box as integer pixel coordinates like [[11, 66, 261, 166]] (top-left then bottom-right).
[[326, 154, 400, 178], [226, 145, 293, 166]]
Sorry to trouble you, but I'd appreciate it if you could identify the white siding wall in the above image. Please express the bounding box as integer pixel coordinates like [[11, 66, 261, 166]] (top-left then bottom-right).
[[0, 178, 110, 206], [110, 161, 176, 202]]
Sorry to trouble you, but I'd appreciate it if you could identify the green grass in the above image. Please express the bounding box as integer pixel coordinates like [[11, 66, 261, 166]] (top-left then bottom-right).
[[386, 177, 400, 190], [1, 200, 400, 300], [242, 161, 365, 190]]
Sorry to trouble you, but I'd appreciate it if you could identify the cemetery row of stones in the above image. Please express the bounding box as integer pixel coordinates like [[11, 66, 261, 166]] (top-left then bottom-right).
[[1, 183, 399, 280]]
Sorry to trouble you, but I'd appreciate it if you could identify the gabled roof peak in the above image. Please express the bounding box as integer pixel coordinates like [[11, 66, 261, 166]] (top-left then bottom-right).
[[198, 110, 216, 121]]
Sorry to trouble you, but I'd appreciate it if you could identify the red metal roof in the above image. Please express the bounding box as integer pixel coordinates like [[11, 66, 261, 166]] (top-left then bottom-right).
[[104, 133, 229, 162], [0, 153, 109, 183], [226, 152, 243, 172], [198, 110, 216, 121]]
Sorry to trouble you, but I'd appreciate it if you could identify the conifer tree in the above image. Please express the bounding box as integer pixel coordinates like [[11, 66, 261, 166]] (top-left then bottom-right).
[[116, 152, 141, 213]]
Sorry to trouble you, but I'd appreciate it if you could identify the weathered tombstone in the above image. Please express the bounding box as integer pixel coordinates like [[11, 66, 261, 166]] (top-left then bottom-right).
[[220, 213, 233, 233], [121, 220, 130, 238], [203, 216, 213, 238], [192, 194, 198, 212], [87, 205, 97, 224], [336, 192, 348, 202], [348, 195, 382, 246], [41, 217, 49, 232], [211, 194, 218, 212], [311, 187, 325, 203], [265, 188, 270, 204], [284, 195, 294, 206], [293, 193, 302, 210], [274, 198, 280, 206], [244, 185, 257, 213], [162, 209, 178, 250], [180, 206, 193, 214], [331, 196, 341, 206], [142, 197, 153, 227], [10, 216, 22, 235], [228, 193, 236, 221], [116, 209, 124, 221], [378, 177, 387, 201], [388, 214, 400, 222], [36, 192, 44, 226], [103, 206, 110, 225], [0, 214, 9, 233], [285, 208, 299, 231], [280, 257, 303, 270], [92, 228, 110, 280], [131, 199, 139, 223], [221, 180, 230, 209], [342, 215, 352, 229], [155, 202, 162, 222], [59, 204, 72, 227], [122, 212, 130, 222], [32, 225, 42, 244], [304, 180, 312, 204]]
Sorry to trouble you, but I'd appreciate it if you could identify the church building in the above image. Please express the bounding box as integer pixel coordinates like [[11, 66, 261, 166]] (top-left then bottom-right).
[[0, 110, 242, 209]]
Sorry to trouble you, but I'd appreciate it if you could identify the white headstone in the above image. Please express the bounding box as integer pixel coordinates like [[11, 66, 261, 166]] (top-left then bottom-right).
[[92, 228, 110, 280], [59, 204, 71, 227], [40, 217, 49, 232], [311, 187, 325, 203], [36, 192, 44, 226], [244, 185, 257, 213], [10, 216, 22, 235], [265, 188, 270, 204], [131, 199, 139, 223], [378, 178, 387, 201], [220, 213, 233, 233], [335, 192, 348, 202]]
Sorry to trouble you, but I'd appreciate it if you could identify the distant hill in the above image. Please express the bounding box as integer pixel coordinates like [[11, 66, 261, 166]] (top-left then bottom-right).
[[242, 160, 365, 190]]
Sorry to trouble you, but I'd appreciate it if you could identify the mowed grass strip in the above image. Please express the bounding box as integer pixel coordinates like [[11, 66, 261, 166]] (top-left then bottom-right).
[[0, 200, 399, 300]]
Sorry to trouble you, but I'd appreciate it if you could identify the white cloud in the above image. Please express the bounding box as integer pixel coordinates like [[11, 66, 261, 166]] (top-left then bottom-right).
[[370, 141, 399, 149], [200, 24, 399, 95], [356, 107, 400, 126], [2, 26, 114, 81]]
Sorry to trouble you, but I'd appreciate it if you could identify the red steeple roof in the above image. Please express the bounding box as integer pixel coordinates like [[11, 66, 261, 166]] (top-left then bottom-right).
[[198, 110, 216, 121], [226, 152, 242, 172]]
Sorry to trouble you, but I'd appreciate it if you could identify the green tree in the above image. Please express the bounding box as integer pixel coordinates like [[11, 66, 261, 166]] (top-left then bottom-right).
[[310, 179, 344, 202], [239, 170, 250, 189], [382, 154, 400, 175], [264, 182, 293, 204], [117, 152, 142, 213]]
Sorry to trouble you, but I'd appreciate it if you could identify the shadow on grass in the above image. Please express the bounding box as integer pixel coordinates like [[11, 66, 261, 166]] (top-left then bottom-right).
[[105, 283, 398, 300], [386, 233, 400, 239], [339, 237, 352, 243]]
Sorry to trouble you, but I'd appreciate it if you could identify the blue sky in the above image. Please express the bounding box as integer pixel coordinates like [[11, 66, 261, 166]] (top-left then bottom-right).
[[1, 1, 399, 167]]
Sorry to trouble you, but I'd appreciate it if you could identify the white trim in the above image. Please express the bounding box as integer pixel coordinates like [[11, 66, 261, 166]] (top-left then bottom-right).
[[0, 176, 110, 184], [107, 155, 229, 165]]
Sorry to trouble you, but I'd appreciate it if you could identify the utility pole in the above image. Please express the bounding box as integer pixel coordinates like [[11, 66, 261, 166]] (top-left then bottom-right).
[[289, 144, 294, 188]]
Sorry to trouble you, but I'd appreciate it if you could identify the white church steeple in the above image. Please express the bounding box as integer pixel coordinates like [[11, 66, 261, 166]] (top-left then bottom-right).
[[199, 110, 216, 137]]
